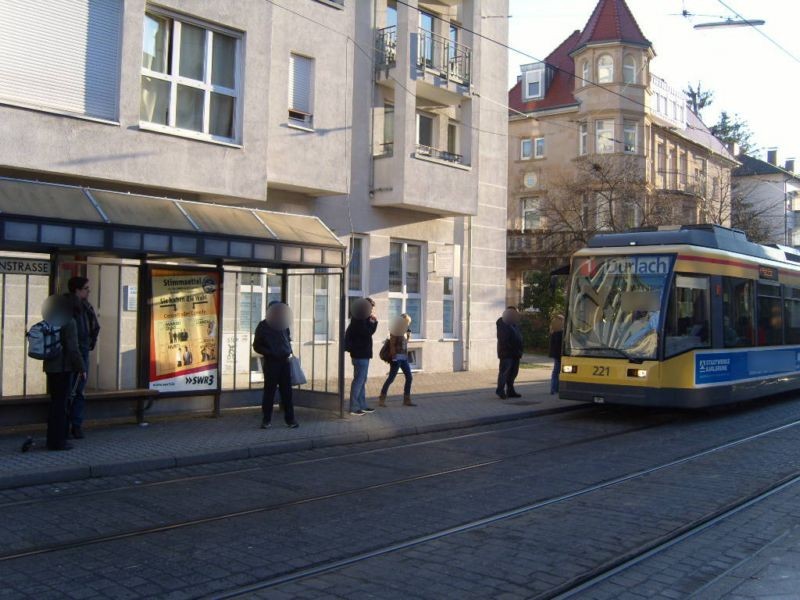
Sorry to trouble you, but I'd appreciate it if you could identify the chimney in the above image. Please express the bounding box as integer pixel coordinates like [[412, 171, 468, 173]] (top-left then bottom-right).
[[767, 148, 778, 165], [727, 142, 740, 156], [786, 158, 796, 173]]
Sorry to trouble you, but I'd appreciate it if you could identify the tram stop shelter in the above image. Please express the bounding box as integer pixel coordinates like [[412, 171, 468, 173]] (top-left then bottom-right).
[[0, 177, 346, 427]]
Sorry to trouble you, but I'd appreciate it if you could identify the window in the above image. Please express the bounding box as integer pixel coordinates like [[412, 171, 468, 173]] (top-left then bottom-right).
[[757, 282, 783, 346], [419, 11, 435, 67], [581, 60, 590, 84], [623, 121, 637, 154], [140, 11, 240, 141], [239, 291, 263, 334], [534, 137, 545, 159], [288, 53, 314, 128], [443, 277, 455, 338], [579, 123, 588, 156], [348, 236, 366, 309], [664, 275, 711, 357], [523, 69, 543, 100], [417, 113, 434, 148], [521, 198, 541, 231], [314, 274, 331, 341], [723, 278, 754, 347], [447, 122, 459, 156], [595, 120, 614, 154], [785, 287, 800, 344], [521, 138, 533, 160], [449, 24, 459, 61], [389, 241, 424, 336], [657, 143, 667, 181], [623, 55, 636, 84], [382, 102, 394, 155], [680, 152, 688, 186], [619, 201, 641, 229], [387, 0, 397, 27], [597, 54, 613, 84]]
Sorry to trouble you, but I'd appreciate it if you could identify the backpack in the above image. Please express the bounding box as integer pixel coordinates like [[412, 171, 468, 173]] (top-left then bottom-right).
[[26, 321, 62, 360], [379, 338, 392, 363]]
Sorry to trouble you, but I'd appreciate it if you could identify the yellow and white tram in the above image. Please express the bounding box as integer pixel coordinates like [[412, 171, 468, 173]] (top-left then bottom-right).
[[559, 225, 800, 407]]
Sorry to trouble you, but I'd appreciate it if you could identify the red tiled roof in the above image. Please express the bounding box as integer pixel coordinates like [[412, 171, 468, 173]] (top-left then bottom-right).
[[574, 0, 651, 50], [508, 30, 581, 115]]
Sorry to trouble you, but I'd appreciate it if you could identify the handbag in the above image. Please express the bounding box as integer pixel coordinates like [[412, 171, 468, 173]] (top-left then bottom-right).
[[289, 355, 307, 386], [379, 338, 392, 363]]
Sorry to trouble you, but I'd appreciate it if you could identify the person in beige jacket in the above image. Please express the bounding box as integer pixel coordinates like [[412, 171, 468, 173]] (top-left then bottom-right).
[[378, 313, 415, 407]]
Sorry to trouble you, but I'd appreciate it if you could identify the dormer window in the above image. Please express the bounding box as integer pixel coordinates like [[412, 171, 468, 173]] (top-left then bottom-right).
[[623, 55, 636, 84], [597, 54, 613, 84], [523, 69, 543, 100]]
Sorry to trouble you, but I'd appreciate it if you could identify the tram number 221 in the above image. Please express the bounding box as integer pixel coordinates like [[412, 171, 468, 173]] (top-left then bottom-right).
[[592, 366, 610, 377]]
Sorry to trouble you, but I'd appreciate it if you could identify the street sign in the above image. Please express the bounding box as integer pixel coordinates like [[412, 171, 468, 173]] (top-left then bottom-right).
[[0, 258, 51, 275]]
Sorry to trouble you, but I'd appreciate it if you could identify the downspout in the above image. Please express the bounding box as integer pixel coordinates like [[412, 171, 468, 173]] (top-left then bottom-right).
[[463, 215, 473, 371]]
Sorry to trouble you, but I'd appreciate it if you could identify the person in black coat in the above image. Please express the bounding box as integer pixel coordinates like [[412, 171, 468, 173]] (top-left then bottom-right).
[[496, 306, 524, 399], [549, 314, 564, 395], [345, 297, 378, 415], [253, 302, 298, 429]]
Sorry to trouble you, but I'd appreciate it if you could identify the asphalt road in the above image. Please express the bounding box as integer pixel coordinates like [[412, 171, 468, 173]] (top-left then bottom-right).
[[4, 396, 800, 599]]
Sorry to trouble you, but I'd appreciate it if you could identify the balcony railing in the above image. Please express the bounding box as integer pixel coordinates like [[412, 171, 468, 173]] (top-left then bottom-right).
[[654, 170, 708, 196], [375, 142, 394, 158], [416, 29, 471, 86], [376, 26, 397, 69], [415, 144, 463, 165]]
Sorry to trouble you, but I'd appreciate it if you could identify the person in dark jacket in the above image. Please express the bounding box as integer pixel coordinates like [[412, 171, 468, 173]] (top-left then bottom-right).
[[66, 277, 100, 439], [43, 295, 86, 451], [496, 306, 524, 399], [549, 314, 564, 395], [253, 302, 298, 429], [345, 297, 378, 416]]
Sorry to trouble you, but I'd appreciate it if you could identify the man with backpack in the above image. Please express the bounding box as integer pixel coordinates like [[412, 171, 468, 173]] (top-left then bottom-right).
[[38, 295, 86, 451], [345, 297, 377, 416], [66, 277, 100, 439]]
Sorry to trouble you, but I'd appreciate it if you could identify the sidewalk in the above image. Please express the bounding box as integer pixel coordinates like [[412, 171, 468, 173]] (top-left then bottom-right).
[[0, 362, 576, 490]]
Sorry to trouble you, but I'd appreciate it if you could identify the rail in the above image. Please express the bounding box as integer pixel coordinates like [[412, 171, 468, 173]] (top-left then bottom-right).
[[415, 144, 463, 164], [416, 28, 471, 85]]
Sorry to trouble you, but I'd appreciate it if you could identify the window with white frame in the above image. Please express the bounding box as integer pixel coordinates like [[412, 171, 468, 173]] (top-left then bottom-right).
[[347, 236, 366, 315], [597, 54, 613, 84], [596, 119, 614, 153], [140, 11, 240, 141], [579, 122, 588, 155], [521, 197, 541, 231], [288, 53, 314, 128], [623, 55, 636, 84], [521, 138, 533, 160], [534, 137, 545, 159], [443, 276, 455, 338], [619, 200, 641, 229], [581, 60, 590, 84], [389, 241, 424, 336], [623, 121, 637, 154], [523, 69, 543, 100], [314, 273, 331, 341]]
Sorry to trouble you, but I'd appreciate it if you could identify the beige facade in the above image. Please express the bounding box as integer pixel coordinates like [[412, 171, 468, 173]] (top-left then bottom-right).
[[505, 1, 737, 307], [0, 0, 509, 398]]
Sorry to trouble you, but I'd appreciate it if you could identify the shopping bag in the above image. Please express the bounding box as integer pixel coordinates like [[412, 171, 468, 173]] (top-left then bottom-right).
[[289, 356, 307, 386]]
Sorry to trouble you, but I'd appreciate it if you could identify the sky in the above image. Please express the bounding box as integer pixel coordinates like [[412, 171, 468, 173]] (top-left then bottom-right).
[[507, 0, 800, 165]]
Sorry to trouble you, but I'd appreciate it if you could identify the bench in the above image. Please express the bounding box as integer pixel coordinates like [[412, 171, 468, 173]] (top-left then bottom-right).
[[0, 388, 159, 425]]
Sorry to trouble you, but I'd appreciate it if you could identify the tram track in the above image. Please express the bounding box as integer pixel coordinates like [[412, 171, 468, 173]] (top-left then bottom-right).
[[0, 409, 671, 562], [206, 414, 800, 599]]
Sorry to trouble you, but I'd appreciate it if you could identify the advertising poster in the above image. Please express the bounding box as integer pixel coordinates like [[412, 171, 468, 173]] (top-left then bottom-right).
[[149, 269, 220, 392]]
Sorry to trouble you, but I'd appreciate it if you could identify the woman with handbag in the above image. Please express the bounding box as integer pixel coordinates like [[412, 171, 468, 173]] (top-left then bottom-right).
[[253, 302, 299, 429], [378, 313, 415, 407]]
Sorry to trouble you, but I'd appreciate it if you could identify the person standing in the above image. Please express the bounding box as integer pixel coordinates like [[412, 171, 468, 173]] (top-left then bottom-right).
[[253, 302, 298, 429], [43, 295, 86, 451], [66, 276, 100, 439], [379, 313, 415, 407], [345, 297, 378, 416], [549, 314, 565, 395], [496, 306, 523, 399]]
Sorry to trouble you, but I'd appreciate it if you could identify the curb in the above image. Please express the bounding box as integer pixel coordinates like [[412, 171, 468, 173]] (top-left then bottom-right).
[[0, 403, 587, 491]]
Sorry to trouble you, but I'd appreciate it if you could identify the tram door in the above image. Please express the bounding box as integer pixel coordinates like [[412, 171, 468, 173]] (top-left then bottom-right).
[[0, 253, 50, 397]]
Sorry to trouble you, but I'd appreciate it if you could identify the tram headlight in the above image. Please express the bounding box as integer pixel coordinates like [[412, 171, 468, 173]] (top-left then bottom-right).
[[627, 368, 647, 378], [562, 365, 576, 374]]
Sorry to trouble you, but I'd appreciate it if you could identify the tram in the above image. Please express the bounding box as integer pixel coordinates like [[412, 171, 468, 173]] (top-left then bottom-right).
[[559, 224, 800, 407]]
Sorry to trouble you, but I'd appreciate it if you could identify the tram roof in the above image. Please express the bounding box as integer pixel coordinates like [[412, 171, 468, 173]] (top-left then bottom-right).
[[587, 224, 800, 266]]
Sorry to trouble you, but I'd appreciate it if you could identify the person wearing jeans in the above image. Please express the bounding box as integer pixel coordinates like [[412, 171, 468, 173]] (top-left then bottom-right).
[[549, 314, 564, 395], [379, 313, 415, 407], [66, 276, 100, 440], [345, 297, 378, 416]]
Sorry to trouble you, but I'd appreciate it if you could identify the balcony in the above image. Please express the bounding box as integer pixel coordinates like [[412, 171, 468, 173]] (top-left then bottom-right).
[[507, 230, 584, 259], [376, 26, 397, 69], [416, 29, 471, 86], [654, 171, 708, 197], [415, 144, 463, 165]]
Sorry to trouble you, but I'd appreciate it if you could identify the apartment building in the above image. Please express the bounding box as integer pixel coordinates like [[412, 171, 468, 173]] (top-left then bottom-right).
[[504, 0, 737, 307], [0, 0, 508, 422]]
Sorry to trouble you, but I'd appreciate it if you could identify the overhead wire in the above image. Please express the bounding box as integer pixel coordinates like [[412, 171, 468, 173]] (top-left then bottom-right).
[[715, 0, 800, 65]]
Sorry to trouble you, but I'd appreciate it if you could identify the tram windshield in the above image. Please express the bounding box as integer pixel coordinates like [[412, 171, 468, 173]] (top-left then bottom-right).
[[566, 254, 674, 360]]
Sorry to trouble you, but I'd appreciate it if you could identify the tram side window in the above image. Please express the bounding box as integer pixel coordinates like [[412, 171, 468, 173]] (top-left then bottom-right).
[[722, 277, 755, 347], [664, 274, 710, 357], [784, 287, 800, 344], [757, 282, 783, 346]]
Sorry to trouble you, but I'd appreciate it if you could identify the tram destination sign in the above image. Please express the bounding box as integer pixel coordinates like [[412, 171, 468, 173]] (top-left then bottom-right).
[[0, 258, 51, 275]]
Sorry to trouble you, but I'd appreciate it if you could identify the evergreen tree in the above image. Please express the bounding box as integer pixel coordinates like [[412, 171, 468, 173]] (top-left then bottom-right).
[[710, 111, 756, 154]]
